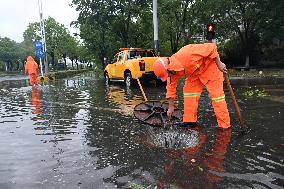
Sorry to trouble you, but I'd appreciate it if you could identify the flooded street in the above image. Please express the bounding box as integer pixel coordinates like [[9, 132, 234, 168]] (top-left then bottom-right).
[[0, 73, 283, 189]]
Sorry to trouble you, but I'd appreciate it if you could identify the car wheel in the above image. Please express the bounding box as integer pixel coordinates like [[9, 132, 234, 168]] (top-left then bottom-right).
[[125, 72, 134, 87]]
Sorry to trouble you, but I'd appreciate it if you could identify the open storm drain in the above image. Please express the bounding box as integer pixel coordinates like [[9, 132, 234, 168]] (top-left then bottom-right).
[[142, 129, 199, 149], [134, 101, 182, 127]]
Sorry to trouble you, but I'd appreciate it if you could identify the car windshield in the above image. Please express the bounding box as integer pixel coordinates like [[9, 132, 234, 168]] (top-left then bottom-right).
[[111, 54, 118, 63], [127, 50, 156, 60]]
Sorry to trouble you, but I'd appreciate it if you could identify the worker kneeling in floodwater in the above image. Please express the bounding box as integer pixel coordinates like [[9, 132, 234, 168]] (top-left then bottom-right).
[[153, 43, 230, 129], [25, 56, 39, 86]]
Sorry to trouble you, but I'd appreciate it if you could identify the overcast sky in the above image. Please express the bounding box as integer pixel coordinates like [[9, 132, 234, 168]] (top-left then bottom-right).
[[0, 0, 79, 43]]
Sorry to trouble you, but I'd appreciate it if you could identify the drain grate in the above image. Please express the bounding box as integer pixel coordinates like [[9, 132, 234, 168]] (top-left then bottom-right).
[[142, 128, 200, 149]]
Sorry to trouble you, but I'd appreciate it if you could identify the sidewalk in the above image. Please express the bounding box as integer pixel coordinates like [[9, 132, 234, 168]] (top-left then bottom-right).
[[0, 69, 93, 82]]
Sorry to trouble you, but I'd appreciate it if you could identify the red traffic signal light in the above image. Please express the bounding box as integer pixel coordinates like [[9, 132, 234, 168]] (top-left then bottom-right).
[[206, 23, 216, 41], [208, 25, 213, 32], [207, 23, 215, 32]]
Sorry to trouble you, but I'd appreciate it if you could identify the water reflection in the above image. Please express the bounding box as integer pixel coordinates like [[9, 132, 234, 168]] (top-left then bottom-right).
[[37, 79, 92, 142], [31, 86, 42, 115], [0, 74, 283, 189], [64, 77, 86, 88], [105, 84, 144, 116], [157, 129, 232, 189]]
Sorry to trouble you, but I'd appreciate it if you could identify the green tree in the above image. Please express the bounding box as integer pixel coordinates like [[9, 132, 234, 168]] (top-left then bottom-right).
[[195, 0, 282, 67], [71, 0, 283, 68], [73, 0, 114, 68], [23, 17, 70, 68], [77, 45, 95, 69], [58, 33, 79, 69], [0, 37, 21, 71], [71, 0, 153, 68], [159, 0, 200, 54]]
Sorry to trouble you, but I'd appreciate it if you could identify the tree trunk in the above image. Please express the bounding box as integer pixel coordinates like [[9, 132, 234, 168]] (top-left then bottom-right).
[[22, 61, 26, 73], [63, 58, 67, 69], [6, 61, 13, 71], [100, 49, 107, 69], [5, 62, 8, 72], [75, 59, 79, 69], [16, 61, 20, 70], [62, 54, 67, 69], [71, 60, 74, 69], [245, 55, 250, 68], [49, 52, 55, 67]]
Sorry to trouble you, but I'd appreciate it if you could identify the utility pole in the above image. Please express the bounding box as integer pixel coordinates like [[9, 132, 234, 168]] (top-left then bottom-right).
[[37, 0, 49, 74], [185, 28, 189, 45], [153, 0, 159, 55]]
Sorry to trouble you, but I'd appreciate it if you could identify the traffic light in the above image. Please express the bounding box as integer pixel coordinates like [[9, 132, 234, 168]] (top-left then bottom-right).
[[206, 23, 216, 41]]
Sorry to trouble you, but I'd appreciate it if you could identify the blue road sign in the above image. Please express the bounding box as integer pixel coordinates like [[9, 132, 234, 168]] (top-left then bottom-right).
[[34, 40, 43, 50], [36, 49, 44, 58]]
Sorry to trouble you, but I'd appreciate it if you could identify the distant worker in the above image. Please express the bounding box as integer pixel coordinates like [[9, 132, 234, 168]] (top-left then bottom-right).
[[153, 43, 230, 129], [25, 56, 39, 86]]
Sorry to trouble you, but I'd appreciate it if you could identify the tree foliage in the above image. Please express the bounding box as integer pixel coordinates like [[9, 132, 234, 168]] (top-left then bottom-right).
[[71, 0, 283, 67], [0, 0, 283, 71], [192, 0, 283, 66], [1, 16, 93, 72], [0, 37, 30, 71], [71, 0, 153, 68], [24, 17, 72, 67]]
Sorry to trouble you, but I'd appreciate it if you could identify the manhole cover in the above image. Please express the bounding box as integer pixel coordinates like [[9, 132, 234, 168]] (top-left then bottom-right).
[[134, 101, 182, 127]]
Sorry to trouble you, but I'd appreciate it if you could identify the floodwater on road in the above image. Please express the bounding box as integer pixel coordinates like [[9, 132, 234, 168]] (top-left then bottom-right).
[[0, 73, 283, 189]]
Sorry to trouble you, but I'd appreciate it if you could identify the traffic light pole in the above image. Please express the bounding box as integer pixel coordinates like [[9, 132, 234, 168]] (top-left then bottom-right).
[[37, 0, 48, 74], [206, 23, 216, 42], [42, 17, 48, 74], [39, 58, 44, 76], [153, 0, 159, 55]]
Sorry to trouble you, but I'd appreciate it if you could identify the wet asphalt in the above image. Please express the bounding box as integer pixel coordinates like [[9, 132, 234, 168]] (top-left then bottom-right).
[[0, 72, 283, 189]]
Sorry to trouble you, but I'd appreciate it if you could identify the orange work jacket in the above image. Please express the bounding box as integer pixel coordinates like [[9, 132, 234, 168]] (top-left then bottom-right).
[[25, 56, 39, 75], [166, 43, 223, 99]]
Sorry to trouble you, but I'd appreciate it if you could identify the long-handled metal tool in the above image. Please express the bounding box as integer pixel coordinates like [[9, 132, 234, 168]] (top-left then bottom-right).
[[137, 78, 148, 102], [224, 74, 245, 128]]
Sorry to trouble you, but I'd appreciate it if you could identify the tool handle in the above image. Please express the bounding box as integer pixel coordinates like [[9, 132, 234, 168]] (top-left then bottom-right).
[[137, 78, 148, 102], [224, 74, 245, 128]]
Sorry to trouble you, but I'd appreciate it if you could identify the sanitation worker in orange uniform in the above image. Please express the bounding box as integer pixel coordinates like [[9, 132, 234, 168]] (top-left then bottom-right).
[[25, 56, 39, 86], [153, 43, 230, 129]]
